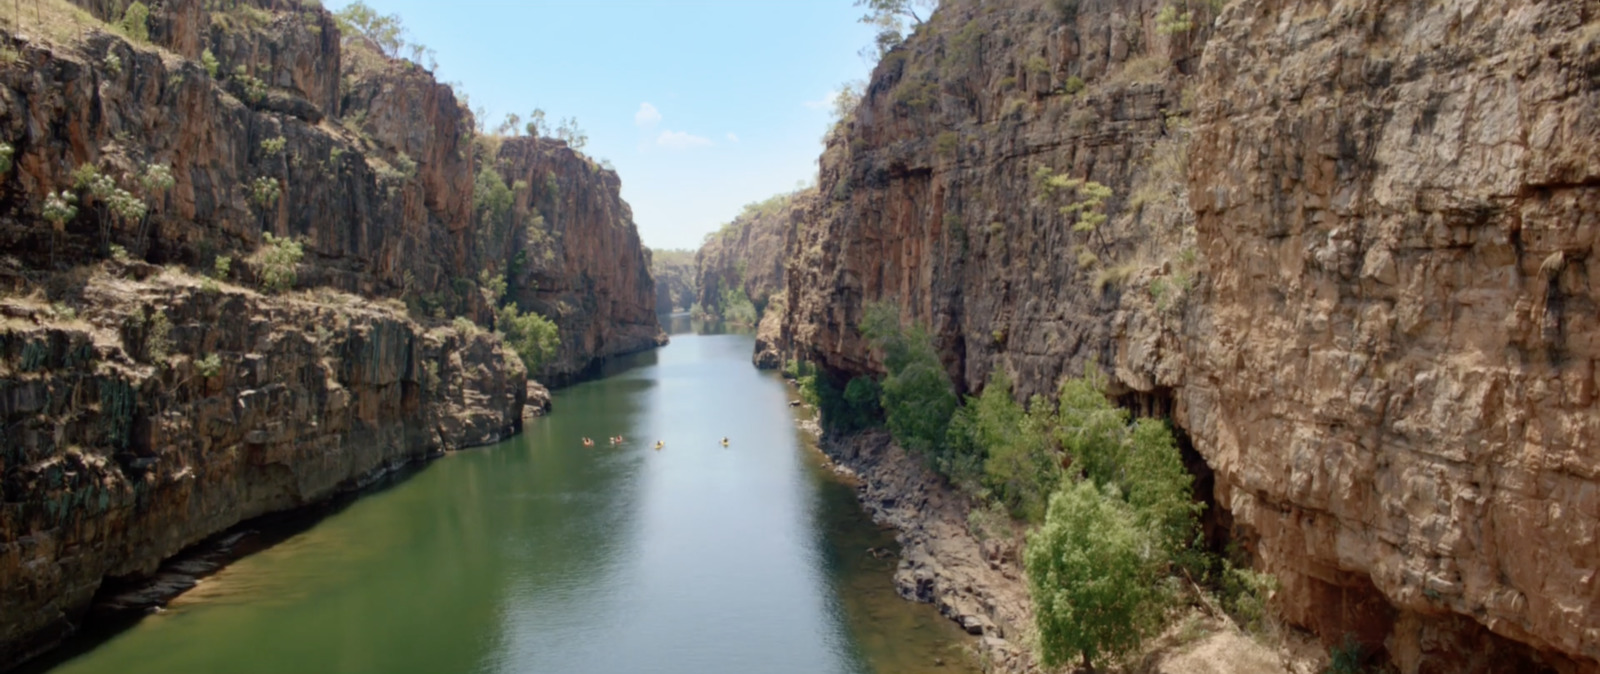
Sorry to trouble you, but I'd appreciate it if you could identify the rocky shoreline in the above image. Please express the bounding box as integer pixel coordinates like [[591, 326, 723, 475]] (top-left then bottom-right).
[[803, 423, 1039, 673]]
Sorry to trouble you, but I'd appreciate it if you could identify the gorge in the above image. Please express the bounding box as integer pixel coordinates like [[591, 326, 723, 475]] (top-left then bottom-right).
[[2, 0, 1598, 673]]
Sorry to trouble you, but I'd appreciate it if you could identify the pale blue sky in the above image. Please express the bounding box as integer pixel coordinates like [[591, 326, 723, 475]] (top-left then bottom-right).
[[329, 0, 878, 251]]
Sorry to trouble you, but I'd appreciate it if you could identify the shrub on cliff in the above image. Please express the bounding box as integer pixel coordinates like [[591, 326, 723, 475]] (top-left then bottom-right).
[[861, 301, 956, 457], [719, 286, 758, 326], [497, 304, 559, 372], [949, 368, 1062, 521], [257, 233, 304, 294]]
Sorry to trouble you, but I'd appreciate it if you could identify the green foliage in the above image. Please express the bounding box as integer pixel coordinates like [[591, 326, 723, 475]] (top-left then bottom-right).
[[260, 136, 287, 157], [103, 52, 122, 75], [855, 0, 936, 59], [106, 188, 146, 225], [201, 49, 220, 79], [73, 163, 111, 198], [120, 2, 150, 42], [1026, 55, 1051, 75], [1221, 562, 1278, 631], [231, 65, 268, 103], [146, 310, 172, 363], [478, 269, 507, 305], [1026, 481, 1167, 669], [247, 176, 281, 208], [474, 166, 513, 226], [949, 368, 1061, 521], [393, 152, 417, 177], [496, 304, 559, 371], [452, 315, 478, 335], [860, 301, 957, 457], [718, 286, 758, 326], [196, 353, 222, 378], [1156, 4, 1195, 34], [555, 116, 587, 150], [934, 131, 959, 157], [1064, 75, 1086, 95], [1055, 373, 1198, 554], [801, 372, 884, 433], [334, 1, 406, 57], [43, 191, 78, 231], [0, 142, 13, 174], [258, 232, 303, 293], [109, 244, 130, 262], [140, 163, 174, 195], [525, 108, 548, 137]]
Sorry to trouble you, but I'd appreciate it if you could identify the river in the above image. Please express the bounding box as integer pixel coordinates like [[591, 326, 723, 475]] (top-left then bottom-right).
[[32, 319, 978, 674]]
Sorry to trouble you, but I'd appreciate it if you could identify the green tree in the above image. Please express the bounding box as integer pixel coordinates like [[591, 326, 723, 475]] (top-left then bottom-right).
[[861, 301, 956, 456], [497, 304, 559, 371], [525, 108, 548, 138], [950, 368, 1062, 521], [555, 116, 587, 150], [120, 1, 149, 42], [1026, 480, 1168, 671], [334, 1, 406, 57], [855, 0, 938, 59], [258, 232, 303, 293]]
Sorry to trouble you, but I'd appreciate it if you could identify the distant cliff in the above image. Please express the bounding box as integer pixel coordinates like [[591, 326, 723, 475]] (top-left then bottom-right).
[[778, 0, 1600, 671], [650, 249, 696, 314]]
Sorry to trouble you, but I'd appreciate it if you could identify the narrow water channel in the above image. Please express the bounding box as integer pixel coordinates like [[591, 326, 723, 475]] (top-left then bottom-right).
[[35, 320, 977, 674]]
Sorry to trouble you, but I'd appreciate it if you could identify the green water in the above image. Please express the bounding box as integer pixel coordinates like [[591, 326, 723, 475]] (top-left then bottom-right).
[[38, 322, 977, 674]]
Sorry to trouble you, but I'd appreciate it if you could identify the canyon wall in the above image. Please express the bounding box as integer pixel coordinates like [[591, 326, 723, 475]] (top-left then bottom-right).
[[779, 0, 1600, 670], [0, 0, 659, 665], [694, 189, 813, 320], [493, 138, 666, 386], [650, 248, 696, 314]]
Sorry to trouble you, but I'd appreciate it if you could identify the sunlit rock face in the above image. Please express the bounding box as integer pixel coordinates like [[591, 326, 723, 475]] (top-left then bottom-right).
[[778, 0, 1600, 670], [1, 0, 661, 664]]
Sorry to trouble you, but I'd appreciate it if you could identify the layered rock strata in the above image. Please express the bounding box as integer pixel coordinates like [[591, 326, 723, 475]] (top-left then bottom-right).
[[778, 0, 1600, 670], [0, 268, 526, 666]]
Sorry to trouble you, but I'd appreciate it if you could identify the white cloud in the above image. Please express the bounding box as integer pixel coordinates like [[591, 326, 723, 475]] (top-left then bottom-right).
[[635, 102, 662, 128], [657, 130, 714, 150], [726, 132, 740, 143]]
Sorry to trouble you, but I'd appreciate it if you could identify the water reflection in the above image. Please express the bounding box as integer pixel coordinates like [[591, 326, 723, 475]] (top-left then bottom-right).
[[39, 320, 976, 674]]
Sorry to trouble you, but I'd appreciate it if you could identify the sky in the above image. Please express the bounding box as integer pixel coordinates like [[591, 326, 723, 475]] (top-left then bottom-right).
[[327, 0, 879, 251]]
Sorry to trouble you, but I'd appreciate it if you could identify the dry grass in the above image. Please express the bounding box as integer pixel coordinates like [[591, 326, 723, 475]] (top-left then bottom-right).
[[0, 0, 106, 47]]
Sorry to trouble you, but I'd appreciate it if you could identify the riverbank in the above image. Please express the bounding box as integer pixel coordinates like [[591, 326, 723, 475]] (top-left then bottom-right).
[[802, 418, 1329, 674]]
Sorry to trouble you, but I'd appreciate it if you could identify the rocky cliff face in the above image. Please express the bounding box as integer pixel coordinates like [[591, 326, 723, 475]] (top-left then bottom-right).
[[650, 248, 696, 314], [0, 0, 659, 666], [491, 138, 666, 386], [1186, 1, 1600, 671], [694, 189, 813, 322], [0, 266, 526, 666], [779, 0, 1600, 670]]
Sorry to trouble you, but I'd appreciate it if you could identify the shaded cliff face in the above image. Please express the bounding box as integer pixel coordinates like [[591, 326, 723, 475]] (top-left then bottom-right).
[[780, 0, 1600, 670], [0, 267, 525, 666], [492, 138, 666, 385], [783, 0, 1203, 400], [694, 189, 814, 321], [650, 248, 696, 314]]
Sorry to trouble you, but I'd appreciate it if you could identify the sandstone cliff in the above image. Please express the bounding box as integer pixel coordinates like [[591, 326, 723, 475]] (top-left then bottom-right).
[[490, 137, 666, 386], [694, 188, 814, 323], [779, 0, 1600, 671], [0, 0, 660, 666], [650, 248, 696, 314], [0, 266, 526, 666]]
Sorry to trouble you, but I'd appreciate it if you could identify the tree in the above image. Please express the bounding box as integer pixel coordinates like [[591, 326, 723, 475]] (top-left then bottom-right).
[[42, 191, 77, 266], [861, 301, 957, 456], [497, 304, 559, 372], [334, 1, 406, 57], [525, 108, 548, 138], [555, 117, 587, 150], [1026, 480, 1167, 671], [497, 112, 522, 137], [855, 0, 939, 59]]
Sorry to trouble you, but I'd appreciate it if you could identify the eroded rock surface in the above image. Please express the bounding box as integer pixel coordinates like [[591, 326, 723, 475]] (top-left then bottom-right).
[[778, 0, 1600, 670], [0, 270, 525, 666]]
